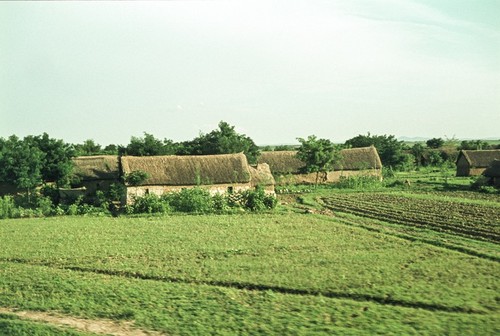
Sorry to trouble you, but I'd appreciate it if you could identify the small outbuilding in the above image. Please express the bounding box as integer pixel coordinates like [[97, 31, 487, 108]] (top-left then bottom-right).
[[258, 146, 382, 185], [121, 153, 275, 204], [482, 160, 500, 187], [456, 150, 500, 177]]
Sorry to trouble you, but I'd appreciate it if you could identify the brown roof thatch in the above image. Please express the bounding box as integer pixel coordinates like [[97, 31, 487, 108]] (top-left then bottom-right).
[[258, 146, 382, 174], [72, 156, 120, 181], [483, 160, 500, 177], [335, 146, 383, 170], [121, 153, 251, 186], [458, 150, 500, 168], [249, 163, 275, 186], [257, 151, 305, 174]]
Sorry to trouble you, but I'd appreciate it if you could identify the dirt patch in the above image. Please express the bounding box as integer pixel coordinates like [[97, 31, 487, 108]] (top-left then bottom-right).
[[0, 307, 165, 335]]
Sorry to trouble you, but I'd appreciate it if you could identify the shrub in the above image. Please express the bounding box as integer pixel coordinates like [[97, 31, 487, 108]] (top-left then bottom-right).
[[164, 188, 213, 214], [240, 187, 277, 212], [212, 193, 232, 213], [0, 196, 19, 219], [131, 193, 170, 214], [124, 170, 149, 186], [335, 175, 382, 190], [36, 195, 54, 216]]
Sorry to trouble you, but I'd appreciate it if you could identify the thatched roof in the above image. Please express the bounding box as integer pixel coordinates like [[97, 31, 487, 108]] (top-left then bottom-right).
[[258, 146, 382, 174], [336, 146, 382, 170], [458, 150, 500, 168], [257, 151, 305, 174], [249, 163, 275, 186], [483, 160, 500, 177], [72, 156, 120, 181], [121, 153, 251, 186]]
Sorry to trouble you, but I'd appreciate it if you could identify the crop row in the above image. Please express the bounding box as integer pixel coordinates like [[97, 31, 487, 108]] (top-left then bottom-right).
[[321, 193, 500, 243]]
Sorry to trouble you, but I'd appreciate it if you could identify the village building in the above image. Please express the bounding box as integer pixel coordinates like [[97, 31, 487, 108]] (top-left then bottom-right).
[[60, 155, 121, 201], [121, 153, 274, 204], [258, 146, 382, 185], [455, 150, 500, 177], [482, 160, 500, 187]]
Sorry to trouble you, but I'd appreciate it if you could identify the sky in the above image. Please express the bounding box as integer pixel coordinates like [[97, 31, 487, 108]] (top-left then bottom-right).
[[1, 0, 499, 146]]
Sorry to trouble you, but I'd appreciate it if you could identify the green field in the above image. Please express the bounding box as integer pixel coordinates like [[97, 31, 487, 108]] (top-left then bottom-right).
[[0, 197, 499, 335]]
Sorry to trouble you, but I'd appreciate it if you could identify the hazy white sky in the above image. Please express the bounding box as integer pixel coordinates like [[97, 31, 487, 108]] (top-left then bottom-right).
[[1, 0, 499, 145]]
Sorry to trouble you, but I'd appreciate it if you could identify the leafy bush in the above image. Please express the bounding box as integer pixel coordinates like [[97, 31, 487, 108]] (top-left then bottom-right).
[[126, 187, 277, 215], [240, 187, 277, 211], [36, 195, 55, 216], [164, 188, 214, 214], [130, 193, 170, 214], [124, 170, 149, 186], [212, 193, 232, 213]]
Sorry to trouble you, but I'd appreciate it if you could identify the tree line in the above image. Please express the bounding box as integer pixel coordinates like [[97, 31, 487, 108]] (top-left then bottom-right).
[[1, 121, 498, 194]]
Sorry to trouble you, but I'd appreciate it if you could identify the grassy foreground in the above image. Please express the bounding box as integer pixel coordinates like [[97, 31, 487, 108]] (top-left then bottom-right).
[[0, 213, 498, 335]]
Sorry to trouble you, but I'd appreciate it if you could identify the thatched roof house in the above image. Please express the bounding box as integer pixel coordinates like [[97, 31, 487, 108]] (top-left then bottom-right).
[[483, 160, 500, 187], [456, 150, 500, 176], [334, 146, 383, 170], [121, 153, 274, 203], [258, 151, 305, 174], [248, 163, 275, 190], [121, 153, 251, 186], [61, 155, 121, 202], [258, 146, 382, 184], [72, 155, 121, 182]]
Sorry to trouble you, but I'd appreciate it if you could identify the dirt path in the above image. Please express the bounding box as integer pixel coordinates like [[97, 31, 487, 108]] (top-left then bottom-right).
[[0, 307, 165, 335]]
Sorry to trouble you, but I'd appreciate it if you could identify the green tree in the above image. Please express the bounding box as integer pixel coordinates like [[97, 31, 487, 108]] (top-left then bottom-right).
[[75, 139, 102, 156], [0, 135, 44, 201], [459, 140, 490, 150], [27, 133, 75, 187], [182, 121, 260, 164], [296, 135, 341, 184], [345, 133, 406, 169], [102, 144, 118, 155], [426, 138, 445, 149], [411, 143, 425, 168], [119, 133, 178, 156]]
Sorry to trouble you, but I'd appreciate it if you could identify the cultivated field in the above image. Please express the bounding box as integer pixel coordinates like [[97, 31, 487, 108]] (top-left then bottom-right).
[[0, 193, 499, 335]]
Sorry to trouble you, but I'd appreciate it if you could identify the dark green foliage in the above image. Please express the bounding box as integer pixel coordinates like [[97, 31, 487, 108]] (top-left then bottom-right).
[[119, 132, 178, 156], [426, 137, 444, 149], [411, 143, 425, 167], [128, 187, 276, 215], [273, 144, 297, 151], [27, 133, 75, 187], [296, 135, 341, 184], [129, 194, 170, 214], [241, 187, 277, 211], [0, 133, 74, 191], [458, 140, 492, 150], [345, 133, 407, 170], [427, 150, 444, 166], [163, 188, 214, 214], [124, 170, 149, 186], [0, 135, 44, 193], [181, 121, 260, 164], [74, 139, 102, 156]]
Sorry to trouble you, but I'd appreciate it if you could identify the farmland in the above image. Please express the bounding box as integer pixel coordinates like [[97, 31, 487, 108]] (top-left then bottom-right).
[[0, 198, 499, 335], [321, 192, 500, 243]]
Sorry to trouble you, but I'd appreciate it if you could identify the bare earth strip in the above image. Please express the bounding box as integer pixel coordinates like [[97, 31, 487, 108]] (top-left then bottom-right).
[[0, 307, 165, 336]]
